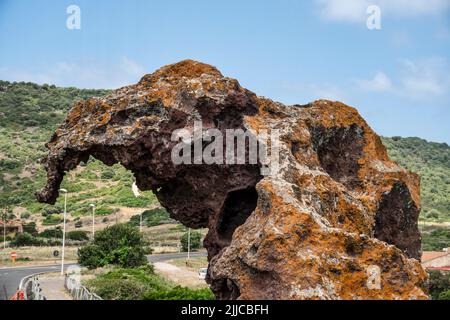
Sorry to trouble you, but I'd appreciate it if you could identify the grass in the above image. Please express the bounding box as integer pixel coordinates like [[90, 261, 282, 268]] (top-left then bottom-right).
[[84, 265, 214, 300], [0, 246, 78, 266]]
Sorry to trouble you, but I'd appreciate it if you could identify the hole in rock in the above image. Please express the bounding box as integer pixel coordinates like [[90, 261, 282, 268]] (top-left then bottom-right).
[[215, 278, 241, 300], [217, 187, 258, 243], [374, 182, 421, 260], [310, 124, 364, 189]]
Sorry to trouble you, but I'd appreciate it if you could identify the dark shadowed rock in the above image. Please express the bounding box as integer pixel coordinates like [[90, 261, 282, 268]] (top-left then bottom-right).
[[36, 60, 428, 300]]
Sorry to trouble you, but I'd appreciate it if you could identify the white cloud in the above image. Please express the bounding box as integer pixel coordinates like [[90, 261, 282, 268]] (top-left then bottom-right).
[[0, 57, 146, 89], [356, 57, 450, 100], [399, 57, 450, 98], [357, 71, 393, 92], [316, 0, 371, 22], [316, 0, 450, 23]]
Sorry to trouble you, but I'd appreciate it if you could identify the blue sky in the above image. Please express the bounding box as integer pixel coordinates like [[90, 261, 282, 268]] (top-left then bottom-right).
[[0, 0, 449, 143]]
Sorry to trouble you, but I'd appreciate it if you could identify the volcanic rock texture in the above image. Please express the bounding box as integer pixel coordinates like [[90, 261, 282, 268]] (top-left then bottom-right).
[[37, 60, 428, 299]]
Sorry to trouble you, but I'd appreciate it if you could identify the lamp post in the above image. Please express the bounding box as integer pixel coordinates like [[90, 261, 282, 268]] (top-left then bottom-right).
[[59, 188, 68, 275], [2, 209, 6, 250], [187, 228, 191, 260], [89, 204, 96, 238]]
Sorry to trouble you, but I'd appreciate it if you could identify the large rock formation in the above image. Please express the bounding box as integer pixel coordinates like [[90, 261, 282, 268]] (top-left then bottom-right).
[[36, 60, 428, 299]]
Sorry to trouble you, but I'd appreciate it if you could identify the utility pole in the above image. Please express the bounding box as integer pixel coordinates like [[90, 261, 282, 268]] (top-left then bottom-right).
[[89, 204, 96, 238], [59, 189, 68, 276], [2, 209, 6, 250], [187, 228, 191, 260]]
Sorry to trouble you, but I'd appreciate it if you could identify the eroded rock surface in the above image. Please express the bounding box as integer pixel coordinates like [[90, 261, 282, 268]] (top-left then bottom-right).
[[36, 60, 428, 299]]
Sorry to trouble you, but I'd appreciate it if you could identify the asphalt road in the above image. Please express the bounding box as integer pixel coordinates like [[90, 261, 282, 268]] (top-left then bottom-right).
[[0, 264, 75, 300], [0, 251, 207, 300], [147, 251, 207, 263]]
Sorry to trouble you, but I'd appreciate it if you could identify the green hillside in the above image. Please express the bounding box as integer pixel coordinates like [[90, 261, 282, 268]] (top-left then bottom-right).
[[0, 80, 157, 222], [0, 80, 449, 229], [382, 137, 450, 222]]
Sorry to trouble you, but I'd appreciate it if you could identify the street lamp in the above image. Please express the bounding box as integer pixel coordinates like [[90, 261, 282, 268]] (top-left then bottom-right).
[[2, 209, 7, 250], [59, 188, 68, 276], [187, 228, 191, 260], [89, 204, 96, 238]]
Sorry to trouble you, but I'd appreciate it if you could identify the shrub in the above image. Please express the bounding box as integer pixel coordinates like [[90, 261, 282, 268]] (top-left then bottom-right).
[[74, 220, 83, 228], [42, 214, 62, 225], [22, 222, 38, 236], [143, 286, 215, 300], [438, 290, 450, 300], [11, 233, 44, 247], [180, 230, 202, 252], [39, 227, 63, 238], [0, 159, 20, 170], [85, 266, 214, 300], [78, 223, 147, 269], [77, 245, 106, 269], [42, 206, 62, 217], [101, 169, 115, 180], [428, 270, 450, 300], [90, 277, 146, 300], [95, 207, 117, 216], [20, 212, 31, 219], [67, 230, 89, 241]]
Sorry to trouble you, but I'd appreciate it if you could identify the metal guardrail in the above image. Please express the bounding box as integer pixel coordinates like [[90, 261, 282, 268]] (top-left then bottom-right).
[[64, 275, 102, 300], [19, 272, 46, 300]]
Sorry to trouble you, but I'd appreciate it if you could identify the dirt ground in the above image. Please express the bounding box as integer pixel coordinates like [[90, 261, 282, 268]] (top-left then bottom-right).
[[153, 259, 208, 289]]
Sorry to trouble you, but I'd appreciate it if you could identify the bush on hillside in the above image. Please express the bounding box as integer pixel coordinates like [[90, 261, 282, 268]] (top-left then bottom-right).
[[22, 222, 38, 236], [143, 286, 215, 300], [11, 233, 44, 247], [67, 230, 89, 241], [39, 227, 63, 239], [78, 223, 147, 269], [85, 266, 214, 300]]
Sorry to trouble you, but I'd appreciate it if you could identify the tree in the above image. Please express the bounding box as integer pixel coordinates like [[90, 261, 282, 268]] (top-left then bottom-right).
[[180, 230, 202, 252], [78, 223, 147, 269]]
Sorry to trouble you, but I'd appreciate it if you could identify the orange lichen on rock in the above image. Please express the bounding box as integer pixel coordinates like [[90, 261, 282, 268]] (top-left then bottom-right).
[[36, 60, 428, 300]]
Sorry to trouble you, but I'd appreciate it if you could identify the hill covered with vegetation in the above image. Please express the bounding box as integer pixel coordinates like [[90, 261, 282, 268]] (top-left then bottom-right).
[[382, 137, 450, 222], [0, 80, 158, 224], [0, 81, 448, 242]]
